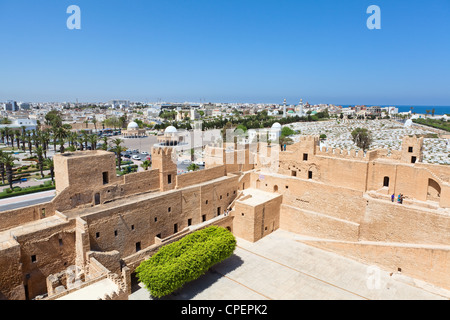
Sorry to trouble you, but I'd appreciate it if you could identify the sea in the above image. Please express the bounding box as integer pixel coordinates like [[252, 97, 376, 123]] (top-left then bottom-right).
[[343, 105, 450, 115]]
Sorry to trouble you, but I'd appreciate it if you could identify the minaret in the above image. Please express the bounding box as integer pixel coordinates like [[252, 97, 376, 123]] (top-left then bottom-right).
[[299, 99, 304, 116], [283, 99, 287, 118]]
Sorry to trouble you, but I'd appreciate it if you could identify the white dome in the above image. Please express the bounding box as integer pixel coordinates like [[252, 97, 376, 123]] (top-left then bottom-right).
[[271, 122, 282, 130], [127, 121, 139, 130], [165, 126, 178, 134], [404, 119, 413, 128]]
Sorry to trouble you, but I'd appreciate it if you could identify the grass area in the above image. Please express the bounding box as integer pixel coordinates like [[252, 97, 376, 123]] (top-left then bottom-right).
[[0, 181, 55, 199], [413, 118, 450, 132]]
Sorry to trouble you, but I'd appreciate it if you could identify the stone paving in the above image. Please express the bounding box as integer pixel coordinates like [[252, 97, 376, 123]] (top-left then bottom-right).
[[129, 230, 449, 300]]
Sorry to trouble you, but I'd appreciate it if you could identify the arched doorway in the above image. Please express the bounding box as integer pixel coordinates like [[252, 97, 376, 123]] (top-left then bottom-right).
[[273, 185, 278, 193], [427, 179, 441, 202]]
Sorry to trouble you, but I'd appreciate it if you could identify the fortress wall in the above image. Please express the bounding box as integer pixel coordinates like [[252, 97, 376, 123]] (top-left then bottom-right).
[[0, 242, 25, 300], [83, 175, 240, 258], [360, 198, 450, 245], [280, 205, 360, 241], [176, 165, 226, 189], [252, 173, 367, 223], [0, 202, 54, 232], [301, 240, 450, 290], [15, 221, 76, 299], [311, 156, 369, 191]]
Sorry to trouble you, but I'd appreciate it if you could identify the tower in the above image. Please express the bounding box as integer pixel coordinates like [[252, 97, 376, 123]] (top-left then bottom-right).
[[283, 99, 287, 118], [151, 147, 177, 191]]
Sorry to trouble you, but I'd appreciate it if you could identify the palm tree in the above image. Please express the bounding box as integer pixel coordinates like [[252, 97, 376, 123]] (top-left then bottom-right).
[[141, 159, 151, 171], [53, 126, 68, 153], [0, 150, 6, 185], [44, 158, 55, 184], [36, 146, 45, 179], [3, 153, 16, 190], [15, 130, 21, 150], [88, 134, 98, 150], [101, 136, 108, 151], [92, 116, 98, 132], [110, 138, 124, 170]]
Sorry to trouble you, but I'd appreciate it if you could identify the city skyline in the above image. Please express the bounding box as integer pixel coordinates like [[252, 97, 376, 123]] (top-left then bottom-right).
[[1, 0, 450, 106]]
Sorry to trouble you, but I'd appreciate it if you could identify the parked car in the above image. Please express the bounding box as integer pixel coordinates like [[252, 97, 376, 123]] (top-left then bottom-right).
[[132, 155, 141, 160]]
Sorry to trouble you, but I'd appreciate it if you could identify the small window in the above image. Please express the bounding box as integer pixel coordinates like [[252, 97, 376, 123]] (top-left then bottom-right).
[[227, 193, 229, 197], [114, 230, 118, 237], [96, 232, 100, 239], [174, 224, 178, 233], [136, 242, 141, 252], [41, 208, 46, 217], [188, 218, 192, 226], [291, 170, 297, 177], [206, 200, 208, 204], [411, 156, 417, 163], [383, 176, 390, 187], [59, 239, 63, 246], [154, 217, 157, 222], [156, 233, 161, 239], [308, 171, 313, 179], [408, 147, 413, 153], [168, 207, 171, 213], [102, 172, 109, 185], [220, 195, 223, 200], [241, 213, 245, 216], [285, 185, 289, 189], [131, 225, 135, 230], [168, 174, 172, 184], [202, 214, 206, 222], [31, 255, 37, 263], [303, 153, 308, 161]]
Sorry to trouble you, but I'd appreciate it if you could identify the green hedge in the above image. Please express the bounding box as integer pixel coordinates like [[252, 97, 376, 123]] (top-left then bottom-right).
[[136, 226, 236, 298], [0, 184, 55, 199]]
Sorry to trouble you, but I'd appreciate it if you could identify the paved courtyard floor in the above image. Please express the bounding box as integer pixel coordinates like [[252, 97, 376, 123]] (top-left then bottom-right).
[[129, 229, 449, 300]]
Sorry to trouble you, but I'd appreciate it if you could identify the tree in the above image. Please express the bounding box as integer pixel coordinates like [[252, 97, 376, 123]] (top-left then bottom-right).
[[3, 153, 16, 190], [351, 128, 372, 151], [110, 138, 125, 170], [36, 146, 45, 179], [141, 159, 151, 171], [187, 163, 200, 172], [0, 150, 6, 185], [136, 226, 236, 298], [53, 126, 68, 153], [281, 126, 295, 137], [44, 158, 55, 183]]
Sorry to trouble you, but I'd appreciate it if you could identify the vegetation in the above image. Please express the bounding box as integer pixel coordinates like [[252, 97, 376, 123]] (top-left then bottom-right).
[[136, 226, 236, 298], [412, 118, 450, 132], [351, 128, 373, 151], [0, 180, 54, 199], [187, 163, 200, 171]]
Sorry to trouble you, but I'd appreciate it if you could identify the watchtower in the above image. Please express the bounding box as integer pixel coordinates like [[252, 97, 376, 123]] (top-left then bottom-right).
[[401, 136, 423, 164], [151, 147, 177, 191]]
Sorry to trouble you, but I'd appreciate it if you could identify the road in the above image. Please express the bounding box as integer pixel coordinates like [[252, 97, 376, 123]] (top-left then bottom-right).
[[0, 190, 55, 212]]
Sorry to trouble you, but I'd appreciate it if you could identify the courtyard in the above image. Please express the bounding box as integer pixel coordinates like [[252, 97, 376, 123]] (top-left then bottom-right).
[[129, 229, 449, 300]]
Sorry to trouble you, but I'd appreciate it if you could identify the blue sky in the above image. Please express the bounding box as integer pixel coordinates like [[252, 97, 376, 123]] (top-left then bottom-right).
[[0, 0, 449, 105]]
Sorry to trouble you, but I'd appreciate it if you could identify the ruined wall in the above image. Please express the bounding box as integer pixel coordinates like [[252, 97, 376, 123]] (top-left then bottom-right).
[[14, 220, 76, 299], [0, 241, 25, 300]]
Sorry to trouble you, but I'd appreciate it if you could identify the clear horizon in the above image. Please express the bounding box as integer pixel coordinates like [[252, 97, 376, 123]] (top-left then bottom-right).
[[1, 0, 450, 106]]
